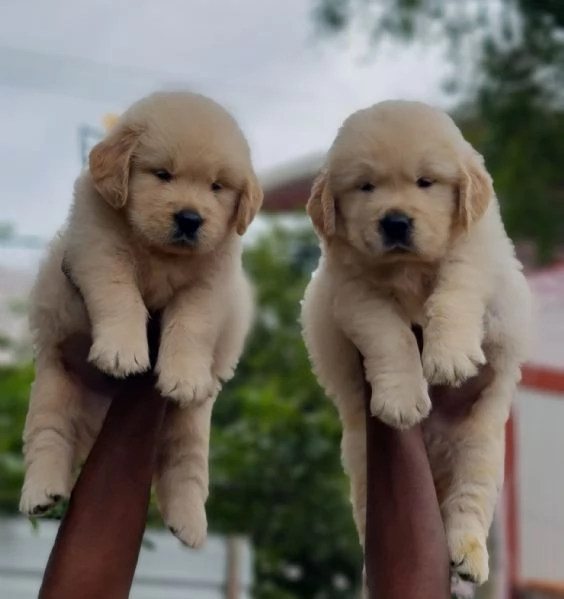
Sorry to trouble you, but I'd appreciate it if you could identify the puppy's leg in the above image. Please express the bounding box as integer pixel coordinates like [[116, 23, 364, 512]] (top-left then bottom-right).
[[20, 359, 78, 516], [69, 245, 149, 378], [422, 256, 487, 386], [156, 286, 221, 406], [443, 268, 531, 584], [302, 276, 369, 546], [441, 361, 518, 585], [154, 397, 215, 548], [333, 283, 430, 429]]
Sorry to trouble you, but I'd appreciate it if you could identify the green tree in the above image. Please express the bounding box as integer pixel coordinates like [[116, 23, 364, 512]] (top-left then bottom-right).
[[208, 225, 361, 599], [314, 0, 564, 261], [0, 361, 32, 512]]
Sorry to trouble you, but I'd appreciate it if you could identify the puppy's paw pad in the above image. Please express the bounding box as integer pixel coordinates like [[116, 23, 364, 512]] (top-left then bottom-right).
[[370, 380, 431, 429], [422, 340, 485, 386], [20, 486, 68, 517], [88, 335, 150, 378], [448, 531, 489, 585], [166, 501, 208, 549], [157, 369, 219, 406]]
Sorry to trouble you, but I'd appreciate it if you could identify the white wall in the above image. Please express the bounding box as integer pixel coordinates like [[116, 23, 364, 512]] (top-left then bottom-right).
[[516, 387, 564, 582], [0, 518, 253, 598]]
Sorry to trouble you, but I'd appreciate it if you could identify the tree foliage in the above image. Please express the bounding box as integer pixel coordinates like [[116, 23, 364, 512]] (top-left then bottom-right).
[[209, 226, 361, 599], [314, 0, 564, 261], [0, 225, 362, 599], [0, 362, 32, 513]]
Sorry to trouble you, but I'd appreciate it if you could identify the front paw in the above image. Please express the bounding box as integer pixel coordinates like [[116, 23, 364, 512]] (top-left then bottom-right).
[[156, 360, 219, 406], [370, 372, 431, 429], [89, 326, 150, 378], [422, 330, 485, 387]]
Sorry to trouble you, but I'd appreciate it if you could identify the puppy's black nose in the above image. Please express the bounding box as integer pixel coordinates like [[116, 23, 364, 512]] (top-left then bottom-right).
[[174, 210, 203, 237], [379, 210, 413, 247]]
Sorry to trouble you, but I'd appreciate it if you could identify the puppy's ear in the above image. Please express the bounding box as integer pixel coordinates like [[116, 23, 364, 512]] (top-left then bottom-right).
[[457, 151, 493, 229], [306, 171, 335, 238], [236, 171, 264, 235], [89, 125, 140, 209]]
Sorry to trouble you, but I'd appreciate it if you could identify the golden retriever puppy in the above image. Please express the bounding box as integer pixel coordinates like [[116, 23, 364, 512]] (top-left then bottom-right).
[[20, 90, 262, 548], [301, 100, 531, 585]]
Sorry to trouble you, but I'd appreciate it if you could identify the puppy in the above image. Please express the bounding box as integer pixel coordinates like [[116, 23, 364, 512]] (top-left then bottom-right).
[[301, 100, 531, 585], [20, 90, 262, 548]]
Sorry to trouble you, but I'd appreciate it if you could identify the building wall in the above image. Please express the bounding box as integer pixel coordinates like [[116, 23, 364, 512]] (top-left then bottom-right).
[[516, 387, 564, 582], [0, 518, 253, 599]]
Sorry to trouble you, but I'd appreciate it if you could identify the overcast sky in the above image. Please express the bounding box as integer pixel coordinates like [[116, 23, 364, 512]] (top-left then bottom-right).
[[0, 0, 450, 270]]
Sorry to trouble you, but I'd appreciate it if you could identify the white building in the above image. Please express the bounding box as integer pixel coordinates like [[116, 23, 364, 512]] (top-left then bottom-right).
[[0, 519, 253, 598]]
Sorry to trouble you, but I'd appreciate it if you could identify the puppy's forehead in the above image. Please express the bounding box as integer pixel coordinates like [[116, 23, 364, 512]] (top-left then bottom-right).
[[128, 91, 251, 173], [328, 101, 466, 180]]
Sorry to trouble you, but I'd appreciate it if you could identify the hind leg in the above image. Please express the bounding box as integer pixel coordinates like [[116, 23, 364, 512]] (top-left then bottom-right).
[[440, 367, 517, 585], [303, 279, 368, 597], [154, 397, 215, 548], [20, 359, 79, 516], [302, 275, 367, 543]]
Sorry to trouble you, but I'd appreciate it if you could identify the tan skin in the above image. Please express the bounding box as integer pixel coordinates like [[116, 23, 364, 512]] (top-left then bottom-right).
[[37, 318, 494, 599], [363, 327, 495, 599]]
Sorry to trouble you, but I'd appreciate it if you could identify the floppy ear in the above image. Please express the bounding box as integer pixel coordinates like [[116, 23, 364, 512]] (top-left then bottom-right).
[[457, 151, 493, 229], [89, 125, 140, 209], [306, 171, 335, 238], [236, 171, 264, 235]]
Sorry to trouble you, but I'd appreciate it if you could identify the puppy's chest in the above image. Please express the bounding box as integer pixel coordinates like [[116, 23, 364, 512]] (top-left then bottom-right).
[[137, 257, 197, 310], [384, 271, 436, 325]]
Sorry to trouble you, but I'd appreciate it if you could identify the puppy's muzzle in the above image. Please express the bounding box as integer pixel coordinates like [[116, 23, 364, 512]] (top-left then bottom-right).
[[378, 210, 413, 251], [173, 210, 203, 245]]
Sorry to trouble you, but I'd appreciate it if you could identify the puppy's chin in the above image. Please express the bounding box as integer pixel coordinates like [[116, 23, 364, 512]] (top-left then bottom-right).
[[347, 232, 441, 265], [380, 247, 420, 262], [353, 231, 418, 262], [162, 231, 220, 256], [378, 243, 447, 265], [373, 247, 428, 266]]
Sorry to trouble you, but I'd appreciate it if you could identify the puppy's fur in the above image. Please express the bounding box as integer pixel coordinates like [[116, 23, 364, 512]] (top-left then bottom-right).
[[301, 101, 531, 585], [21, 91, 262, 548]]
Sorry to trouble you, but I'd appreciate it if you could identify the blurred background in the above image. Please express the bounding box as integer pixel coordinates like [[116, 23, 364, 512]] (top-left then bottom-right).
[[0, 1, 563, 598]]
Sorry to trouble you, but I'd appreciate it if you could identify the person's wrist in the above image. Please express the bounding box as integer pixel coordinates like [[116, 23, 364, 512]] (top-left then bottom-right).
[[59, 334, 155, 397]]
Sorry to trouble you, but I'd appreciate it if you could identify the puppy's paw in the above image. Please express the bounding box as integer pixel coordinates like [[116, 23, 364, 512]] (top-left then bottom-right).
[[448, 528, 489, 585], [156, 361, 218, 406], [89, 327, 150, 378], [164, 493, 208, 549], [370, 374, 431, 429], [213, 364, 236, 384], [19, 480, 69, 517], [422, 332, 485, 386]]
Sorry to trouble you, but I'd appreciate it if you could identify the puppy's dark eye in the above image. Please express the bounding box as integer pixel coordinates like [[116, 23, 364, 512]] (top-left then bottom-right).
[[211, 181, 223, 192], [359, 182, 375, 193], [154, 169, 172, 182], [416, 177, 434, 188]]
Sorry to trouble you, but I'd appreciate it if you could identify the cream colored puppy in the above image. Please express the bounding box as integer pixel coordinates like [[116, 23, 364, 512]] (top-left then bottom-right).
[[20, 91, 262, 548], [301, 100, 531, 584]]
